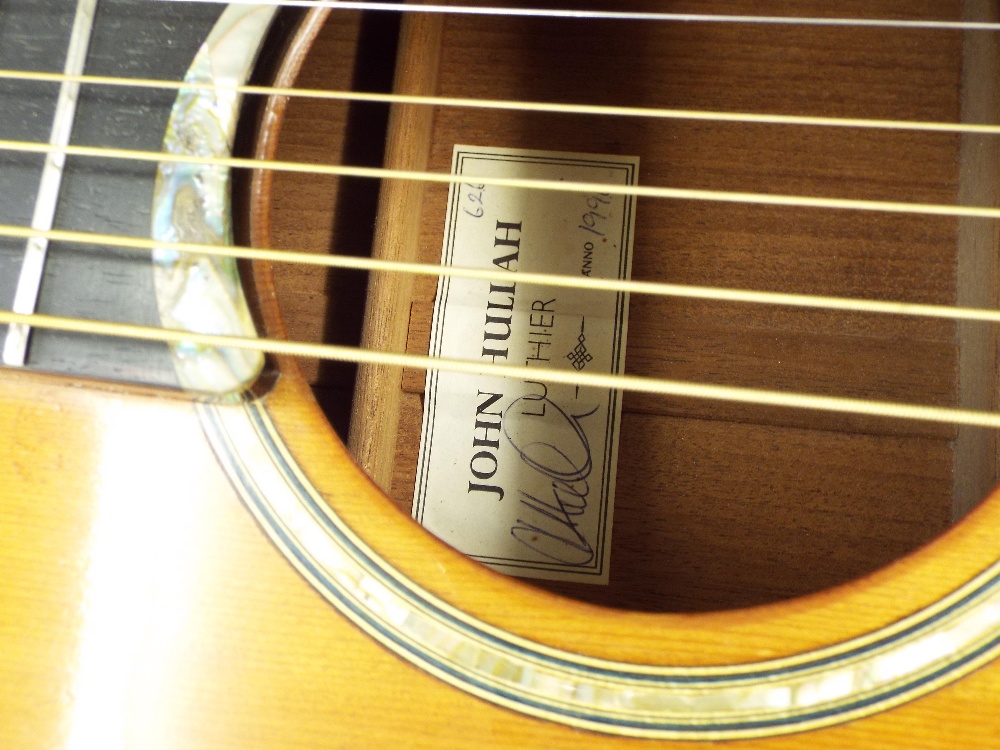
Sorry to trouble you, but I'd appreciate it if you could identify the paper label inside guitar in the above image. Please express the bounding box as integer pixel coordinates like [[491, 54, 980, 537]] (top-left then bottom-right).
[[413, 145, 638, 584]]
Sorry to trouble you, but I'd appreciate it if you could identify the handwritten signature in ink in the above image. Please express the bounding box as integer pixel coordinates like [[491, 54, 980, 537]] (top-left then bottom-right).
[[503, 387, 598, 565]]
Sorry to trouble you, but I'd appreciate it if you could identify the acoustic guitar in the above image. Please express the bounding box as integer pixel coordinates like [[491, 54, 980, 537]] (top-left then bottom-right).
[[2, 1, 999, 746]]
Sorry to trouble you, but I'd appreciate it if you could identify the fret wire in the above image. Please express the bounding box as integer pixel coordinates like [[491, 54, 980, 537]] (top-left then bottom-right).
[[1, 0, 98, 367], [3, 306, 999, 428], [146, 0, 1000, 31], [3, 138, 1000, 220], [4, 222, 1000, 325], [0, 69, 998, 137]]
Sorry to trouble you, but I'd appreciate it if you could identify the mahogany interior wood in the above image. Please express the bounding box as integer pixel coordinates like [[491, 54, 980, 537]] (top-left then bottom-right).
[[257, 1, 999, 612]]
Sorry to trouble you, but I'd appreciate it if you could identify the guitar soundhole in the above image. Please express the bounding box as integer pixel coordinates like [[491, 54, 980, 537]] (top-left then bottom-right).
[[256, 4, 999, 613]]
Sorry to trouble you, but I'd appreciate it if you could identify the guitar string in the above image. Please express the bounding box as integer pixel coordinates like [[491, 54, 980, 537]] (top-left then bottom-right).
[[5, 306, 1000, 429], [0, 44, 994, 323], [3, 5, 998, 427], [3, 139, 1000, 221], [0, 32, 993, 328], [149, 0, 1000, 31], [0, 136, 998, 363], [5, 223, 1000, 325], [1, 69, 999, 137], [0, 58, 994, 324], [3, 227, 994, 433]]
